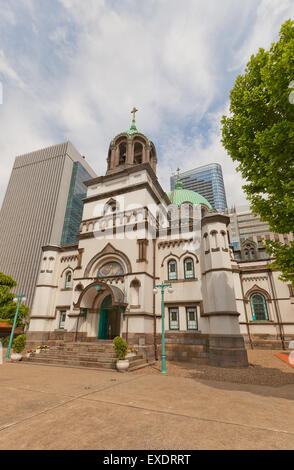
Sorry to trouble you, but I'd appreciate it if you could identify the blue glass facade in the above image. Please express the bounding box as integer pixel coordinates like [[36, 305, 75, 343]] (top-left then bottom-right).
[[170, 164, 227, 212], [61, 162, 92, 246]]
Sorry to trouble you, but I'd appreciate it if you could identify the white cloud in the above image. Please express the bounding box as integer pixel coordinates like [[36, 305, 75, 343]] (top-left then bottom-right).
[[233, 0, 294, 69], [0, 0, 294, 210], [0, 50, 25, 89]]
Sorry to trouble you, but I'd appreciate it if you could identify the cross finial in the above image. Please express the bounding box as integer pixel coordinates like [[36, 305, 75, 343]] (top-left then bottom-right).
[[177, 167, 181, 178], [131, 107, 138, 122]]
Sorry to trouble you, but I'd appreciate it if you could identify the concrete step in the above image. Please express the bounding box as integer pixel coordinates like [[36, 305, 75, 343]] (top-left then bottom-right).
[[128, 358, 147, 369], [23, 356, 116, 369], [129, 361, 156, 372], [41, 349, 117, 357], [30, 354, 116, 364]]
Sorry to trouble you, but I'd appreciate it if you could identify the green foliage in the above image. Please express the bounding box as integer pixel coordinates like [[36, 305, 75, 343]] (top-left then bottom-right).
[[265, 240, 294, 284], [0, 336, 10, 347], [12, 334, 26, 353], [113, 336, 128, 360], [221, 20, 294, 284], [0, 272, 30, 327]]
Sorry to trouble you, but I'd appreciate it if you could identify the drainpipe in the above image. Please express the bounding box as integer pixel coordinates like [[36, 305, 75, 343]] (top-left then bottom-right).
[[153, 238, 158, 360], [75, 313, 80, 342], [240, 272, 253, 349], [269, 269, 286, 350]]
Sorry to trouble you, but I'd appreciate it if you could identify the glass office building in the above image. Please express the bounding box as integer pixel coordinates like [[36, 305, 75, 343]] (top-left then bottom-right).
[[61, 162, 92, 246], [0, 142, 96, 306], [227, 205, 293, 255], [170, 163, 227, 212]]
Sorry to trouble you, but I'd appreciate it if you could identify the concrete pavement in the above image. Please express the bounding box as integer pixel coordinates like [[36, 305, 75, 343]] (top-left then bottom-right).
[[0, 361, 293, 450]]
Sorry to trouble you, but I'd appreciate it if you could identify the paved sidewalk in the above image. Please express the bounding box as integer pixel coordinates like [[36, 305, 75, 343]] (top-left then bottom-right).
[[0, 356, 293, 450]]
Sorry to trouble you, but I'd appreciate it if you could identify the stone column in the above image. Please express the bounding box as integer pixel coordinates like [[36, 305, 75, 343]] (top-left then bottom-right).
[[201, 213, 248, 367], [144, 145, 150, 164], [109, 146, 116, 169], [127, 139, 134, 164]]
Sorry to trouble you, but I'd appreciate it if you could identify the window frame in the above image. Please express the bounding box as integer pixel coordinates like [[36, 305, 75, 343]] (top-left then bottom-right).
[[250, 293, 269, 321], [64, 271, 72, 289], [168, 259, 178, 281], [184, 257, 195, 280], [168, 307, 179, 331], [59, 310, 66, 329], [186, 307, 198, 331]]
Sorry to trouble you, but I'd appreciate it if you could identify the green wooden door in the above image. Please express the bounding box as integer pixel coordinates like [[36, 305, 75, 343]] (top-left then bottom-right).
[[98, 309, 108, 339]]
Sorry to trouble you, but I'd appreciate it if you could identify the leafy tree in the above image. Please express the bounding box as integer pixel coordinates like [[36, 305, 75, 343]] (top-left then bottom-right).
[[0, 272, 29, 327], [221, 20, 294, 285]]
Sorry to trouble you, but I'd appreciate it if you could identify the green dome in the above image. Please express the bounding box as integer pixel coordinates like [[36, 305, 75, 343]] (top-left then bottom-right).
[[111, 122, 150, 145], [168, 180, 212, 210]]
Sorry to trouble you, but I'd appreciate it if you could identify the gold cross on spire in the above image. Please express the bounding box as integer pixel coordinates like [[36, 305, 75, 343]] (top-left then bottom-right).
[[131, 107, 138, 122]]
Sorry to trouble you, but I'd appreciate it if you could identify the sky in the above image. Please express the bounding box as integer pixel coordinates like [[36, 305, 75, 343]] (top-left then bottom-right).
[[0, 0, 294, 209]]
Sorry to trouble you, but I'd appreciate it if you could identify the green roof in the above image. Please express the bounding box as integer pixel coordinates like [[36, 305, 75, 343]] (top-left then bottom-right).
[[111, 122, 150, 145], [168, 180, 212, 210]]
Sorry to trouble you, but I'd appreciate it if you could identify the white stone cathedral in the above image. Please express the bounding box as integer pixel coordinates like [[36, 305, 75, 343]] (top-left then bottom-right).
[[27, 112, 294, 367]]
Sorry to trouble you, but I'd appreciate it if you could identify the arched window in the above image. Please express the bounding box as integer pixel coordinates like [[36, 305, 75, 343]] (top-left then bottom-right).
[[103, 199, 119, 215], [184, 258, 194, 280], [242, 241, 257, 261], [119, 142, 127, 165], [65, 271, 72, 289], [130, 279, 141, 306], [168, 259, 177, 281], [210, 230, 218, 249], [250, 293, 268, 321], [221, 231, 227, 249], [134, 142, 143, 164]]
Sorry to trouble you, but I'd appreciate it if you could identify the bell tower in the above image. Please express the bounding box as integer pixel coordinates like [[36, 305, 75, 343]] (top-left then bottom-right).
[[106, 108, 157, 175]]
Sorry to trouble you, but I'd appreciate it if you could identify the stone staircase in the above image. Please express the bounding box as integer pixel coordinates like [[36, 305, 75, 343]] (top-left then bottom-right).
[[22, 341, 147, 371]]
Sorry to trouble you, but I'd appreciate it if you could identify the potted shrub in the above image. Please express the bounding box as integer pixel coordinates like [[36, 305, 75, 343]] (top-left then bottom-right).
[[113, 336, 129, 372], [11, 334, 26, 361]]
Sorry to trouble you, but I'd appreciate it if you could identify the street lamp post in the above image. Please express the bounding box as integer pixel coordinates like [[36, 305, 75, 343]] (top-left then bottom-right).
[[5, 294, 26, 360], [153, 281, 173, 374]]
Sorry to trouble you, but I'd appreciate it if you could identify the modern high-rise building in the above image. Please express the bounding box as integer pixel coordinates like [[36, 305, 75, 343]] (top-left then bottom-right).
[[170, 163, 227, 212], [227, 205, 293, 257], [0, 141, 96, 307]]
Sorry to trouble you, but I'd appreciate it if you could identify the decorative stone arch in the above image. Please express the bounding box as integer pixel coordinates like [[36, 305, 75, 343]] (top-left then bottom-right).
[[244, 285, 271, 321], [103, 198, 119, 215], [241, 239, 258, 261], [75, 283, 84, 292], [220, 230, 228, 249], [130, 277, 141, 287], [74, 280, 127, 310], [84, 243, 132, 278], [244, 284, 271, 303], [181, 254, 196, 280], [179, 251, 199, 264], [161, 252, 180, 267], [210, 230, 218, 249], [60, 265, 74, 278], [129, 277, 141, 307], [203, 232, 209, 252], [201, 205, 210, 217]]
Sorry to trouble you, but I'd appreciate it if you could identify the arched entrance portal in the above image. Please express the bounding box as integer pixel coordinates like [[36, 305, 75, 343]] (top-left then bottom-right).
[[74, 281, 127, 342], [98, 294, 123, 339]]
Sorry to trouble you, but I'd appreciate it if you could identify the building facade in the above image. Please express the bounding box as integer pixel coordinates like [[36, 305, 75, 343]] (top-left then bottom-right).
[[26, 115, 294, 367], [227, 205, 293, 254], [170, 163, 227, 212], [0, 141, 96, 306]]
